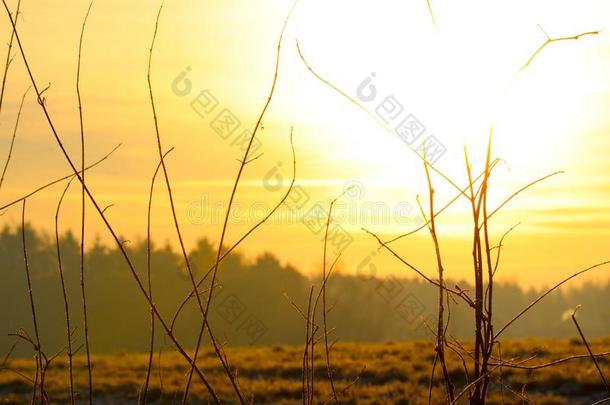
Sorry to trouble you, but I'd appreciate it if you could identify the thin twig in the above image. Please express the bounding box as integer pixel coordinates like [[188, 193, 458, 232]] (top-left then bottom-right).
[[384, 160, 499, 245], [571, 306, 610, 394], [21, 200, 43, 403], [421, 157, 454, 402], [140, 147, 173, 404], [425, 0, 436, 27], [0, 85, 29, 192], [519, 26, 599, 73], [490, 351, 610, 370], [55, 178, 76, 405], [76, 3, 94, 402], [0, 0, 20, 115], [495, 260, 610, 339], [320, 190, 350, 405], [302, 286, 315, 405], [484, 171, 563, 225], [320, 366, 366, 405], [0, 143, 121, 212], [363, 228, 477, 309]]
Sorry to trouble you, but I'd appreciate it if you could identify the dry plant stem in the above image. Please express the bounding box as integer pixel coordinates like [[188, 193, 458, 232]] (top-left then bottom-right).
[[302, 286, 315, 405], [320, 191, 350, 405], [384, 162, 497, 245], [169, 129, 296, 331], [21, 200, 44, 404], [571, 309, 610, 394], [157, 346, 165, 395], [183, 2, 297, 400], [320, 367, 365, 405], [450, 363, 504, 405], [295, 283, 323, 405], [76, 3, 94, 402], [494, 260, 610, 339], [31, 355, 39, 405], [363, 228, 476, 309], [55, 179, 76, 405], [0, 0, 20, 115], [145, 6, 246, 403], [309, 317, 316, 405], [427, 354, 438, 405], [465, 152, 482, 393], [0, 143, 121, 212], [184, 319, 245, 405], [0, 85, 29, 191], [497, 343, 505, 404], [463, 144, 490, 404], [140, 148, 173, 404], [446, 336, 471, 392], [490, 351, 610, 370], [1, 339, 20, 365], [1, 364, 34, 384], [519, 27, 599, 72], [308, 257, 342, 396], [489, 375, 535, 405], [484, 171, 563, 225], [480, 136, 495, 400], [0, 4, 220, 401], [425, 0, 436, 27], [485, 222, 520, 304], [422, 160, 454, 402]]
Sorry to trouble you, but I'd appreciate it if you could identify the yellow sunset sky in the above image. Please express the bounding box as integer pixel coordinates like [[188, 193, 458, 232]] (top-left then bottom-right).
[[0, 0, 609, 287]]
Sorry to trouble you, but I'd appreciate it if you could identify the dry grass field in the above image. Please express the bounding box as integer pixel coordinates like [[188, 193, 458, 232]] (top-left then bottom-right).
[[2, 339, 610, 404]]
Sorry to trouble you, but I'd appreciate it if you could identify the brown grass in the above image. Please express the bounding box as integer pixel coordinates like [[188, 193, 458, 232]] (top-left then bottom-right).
[[2, 339, 610, 404]]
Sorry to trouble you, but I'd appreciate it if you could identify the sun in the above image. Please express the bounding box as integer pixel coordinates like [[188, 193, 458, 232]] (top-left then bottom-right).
[[288, 0, 605, 199]]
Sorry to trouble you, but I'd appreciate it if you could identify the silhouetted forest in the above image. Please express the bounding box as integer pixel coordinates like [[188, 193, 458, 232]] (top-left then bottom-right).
[[1, 225, 609, 356]]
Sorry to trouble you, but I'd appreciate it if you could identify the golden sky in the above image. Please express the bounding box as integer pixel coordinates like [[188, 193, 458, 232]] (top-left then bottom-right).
[[1, 0, 610, 287]]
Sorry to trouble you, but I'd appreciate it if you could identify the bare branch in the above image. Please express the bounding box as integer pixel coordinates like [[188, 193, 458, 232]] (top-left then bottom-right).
[[55, 177, 76, 404], [495, 260, 610, 339], [519, 27, 599, 73], [571, 307, 610, 394], [140, 147, 173, 404], [0, 0, 20, 115], [0, 85, 30, 192], [0, 143, 121, 212]]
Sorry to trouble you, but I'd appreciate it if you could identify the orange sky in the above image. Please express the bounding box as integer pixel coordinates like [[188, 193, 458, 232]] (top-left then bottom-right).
[[1, 0, 610, 288]]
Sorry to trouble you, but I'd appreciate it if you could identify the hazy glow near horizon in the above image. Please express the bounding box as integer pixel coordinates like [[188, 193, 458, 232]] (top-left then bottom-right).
[[1, 0, 610, 287]]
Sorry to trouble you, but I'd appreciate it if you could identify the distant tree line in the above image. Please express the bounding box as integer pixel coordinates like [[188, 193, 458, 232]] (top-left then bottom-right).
[[1, 225, 608, 356]]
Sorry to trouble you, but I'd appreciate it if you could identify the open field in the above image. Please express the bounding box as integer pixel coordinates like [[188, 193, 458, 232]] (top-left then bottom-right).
[[2, 339, 610, 404]]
